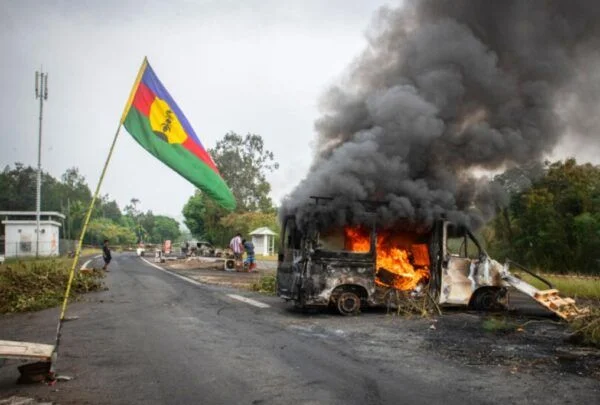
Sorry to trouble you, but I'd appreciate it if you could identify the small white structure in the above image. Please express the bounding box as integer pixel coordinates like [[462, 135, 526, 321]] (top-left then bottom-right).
[[0, 211, 64, 258], [249, 227, 277, 256]]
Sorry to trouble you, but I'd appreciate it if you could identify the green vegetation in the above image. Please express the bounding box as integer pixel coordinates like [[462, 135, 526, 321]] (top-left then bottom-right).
[[487, 159, 600, 276], [251, 274, 276, 295], [0, 164, 181, 245], [482, 316, 519, 333], [80, 247, 102, 256], [210, 132, 279, 213], [513, 272, 600, 300], [183, 132, 280, 247], [255, 254, 277, 261], [569, 307, 600, 347], [0, 258, 105, 313]]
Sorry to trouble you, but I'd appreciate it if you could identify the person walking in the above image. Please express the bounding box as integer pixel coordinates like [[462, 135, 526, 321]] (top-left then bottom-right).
[[102, 239, 112, 271], [242, 238, 256, 272]]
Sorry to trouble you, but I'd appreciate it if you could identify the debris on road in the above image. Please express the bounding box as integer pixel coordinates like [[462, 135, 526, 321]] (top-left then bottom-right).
[[0, 396, 52, 405]]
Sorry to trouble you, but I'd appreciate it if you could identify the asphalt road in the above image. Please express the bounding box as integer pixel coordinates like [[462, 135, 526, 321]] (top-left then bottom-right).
[[1, 253, 598, 405]]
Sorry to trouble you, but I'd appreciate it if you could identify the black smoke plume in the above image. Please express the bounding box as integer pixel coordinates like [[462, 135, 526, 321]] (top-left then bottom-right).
[[282, 0, 600, 231]]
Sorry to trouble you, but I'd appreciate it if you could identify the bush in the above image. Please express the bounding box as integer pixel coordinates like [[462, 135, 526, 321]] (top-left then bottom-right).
[[569, 306, 600, 347], [251, 275, 276, 295], [0, 258, 105, 313]]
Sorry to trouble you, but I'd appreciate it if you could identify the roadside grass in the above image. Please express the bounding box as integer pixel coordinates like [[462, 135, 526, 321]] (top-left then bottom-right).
[[0, 257, 105, 313], [251, 274, 276, 295], [569, 306, 600, 347], [482, 316, 519, 333], [514, 272, 600, 300], [79, 247, 102, 256], [255, 254, 277, 261]]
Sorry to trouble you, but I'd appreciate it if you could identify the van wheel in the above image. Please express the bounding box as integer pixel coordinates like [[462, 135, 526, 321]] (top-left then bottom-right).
[[337, 292, 361, 316], [470, 287, 507, 311]]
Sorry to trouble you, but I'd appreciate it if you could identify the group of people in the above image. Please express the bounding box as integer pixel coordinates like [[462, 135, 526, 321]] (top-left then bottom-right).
[[229, 233, 257, 272], [101, 235, 258, 273]]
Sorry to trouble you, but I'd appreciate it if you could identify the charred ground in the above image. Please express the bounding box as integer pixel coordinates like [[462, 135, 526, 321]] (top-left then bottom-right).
[[163, 259, 600, 382]]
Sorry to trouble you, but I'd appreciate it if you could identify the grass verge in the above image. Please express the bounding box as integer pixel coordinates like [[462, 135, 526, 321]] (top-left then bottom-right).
[[0, 257, 105, 313], [255, 254, 277, 261], [79, 247, 102, 256], [251, 274, 276, 295], [514, 272, 600, 300]]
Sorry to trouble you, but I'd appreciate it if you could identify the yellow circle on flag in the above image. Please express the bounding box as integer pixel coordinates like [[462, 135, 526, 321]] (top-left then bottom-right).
[[148, 98, 188, 144]]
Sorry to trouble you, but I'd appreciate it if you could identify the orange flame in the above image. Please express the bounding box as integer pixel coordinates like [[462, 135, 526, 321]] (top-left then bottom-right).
[[344, 227, 430, 291]]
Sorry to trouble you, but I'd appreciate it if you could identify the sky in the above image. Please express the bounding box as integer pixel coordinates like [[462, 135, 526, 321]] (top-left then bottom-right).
[[0, 0, 395, 223], [1, 0, 598, 226]]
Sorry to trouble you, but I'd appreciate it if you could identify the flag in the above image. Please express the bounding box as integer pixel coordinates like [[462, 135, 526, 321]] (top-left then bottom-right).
[[121, 58, 236, 210]]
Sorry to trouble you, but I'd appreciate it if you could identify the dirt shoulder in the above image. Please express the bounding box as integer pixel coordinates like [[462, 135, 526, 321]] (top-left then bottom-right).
[[161, 256, 276, 290]]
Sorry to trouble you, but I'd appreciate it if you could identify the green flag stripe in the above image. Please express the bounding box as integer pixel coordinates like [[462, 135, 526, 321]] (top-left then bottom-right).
[[123, 108, 236, 210]]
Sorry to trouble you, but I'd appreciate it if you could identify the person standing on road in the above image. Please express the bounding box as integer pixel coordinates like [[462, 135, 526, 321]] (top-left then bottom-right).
[[102, 239, 112, 271], [242, 238, 256, 272]]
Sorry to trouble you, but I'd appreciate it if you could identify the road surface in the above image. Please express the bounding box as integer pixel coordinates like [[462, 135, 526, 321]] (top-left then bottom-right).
[[1, 253, 598, 404]]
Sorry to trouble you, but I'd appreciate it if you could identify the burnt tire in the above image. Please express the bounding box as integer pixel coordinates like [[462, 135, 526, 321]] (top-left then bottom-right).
[[336, 291, 361, 316], [470, 288, 506, 311]]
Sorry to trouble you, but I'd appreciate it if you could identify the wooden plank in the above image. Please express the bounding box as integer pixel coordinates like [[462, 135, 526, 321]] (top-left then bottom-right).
[[534, 289, 559, 298], [0, 340, 54, 361]]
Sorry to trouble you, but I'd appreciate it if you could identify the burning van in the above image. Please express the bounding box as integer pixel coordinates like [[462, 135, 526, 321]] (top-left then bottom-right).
[[276, 214, 583, 319]]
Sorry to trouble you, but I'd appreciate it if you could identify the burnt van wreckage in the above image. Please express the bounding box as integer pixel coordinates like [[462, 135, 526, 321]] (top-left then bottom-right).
[[276, 197, 585, 320]]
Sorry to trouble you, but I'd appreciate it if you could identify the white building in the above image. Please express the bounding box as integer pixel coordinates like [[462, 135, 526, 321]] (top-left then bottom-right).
[[0, 211, 64, 258], [249, 227, 277, 256]]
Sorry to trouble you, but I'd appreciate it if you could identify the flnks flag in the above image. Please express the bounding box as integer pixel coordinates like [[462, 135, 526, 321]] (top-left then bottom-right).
[[121, 58, 236, 210]]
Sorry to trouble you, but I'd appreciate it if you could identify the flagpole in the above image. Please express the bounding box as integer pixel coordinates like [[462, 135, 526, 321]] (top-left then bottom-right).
[[50, 122, 123, 376], [50, 58, 148, 378]]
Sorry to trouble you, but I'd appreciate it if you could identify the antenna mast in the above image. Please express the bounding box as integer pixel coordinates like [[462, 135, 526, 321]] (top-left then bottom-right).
[[35, 69, 48, 257]]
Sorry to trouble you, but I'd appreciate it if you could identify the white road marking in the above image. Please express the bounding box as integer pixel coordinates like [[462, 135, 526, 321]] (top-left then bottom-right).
[[139, 257, 270, 309], [80, 255, 102, 269], [227, 294, 270, 308], [140, 257, 203, 286]]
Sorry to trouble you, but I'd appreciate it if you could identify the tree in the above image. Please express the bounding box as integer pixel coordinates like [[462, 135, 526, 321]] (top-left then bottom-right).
[[210, 132, 279, 212], [220, 211, 280, 246], [487, 159, 600, 274], [124, 198, 145, 242], [60, 167, 92, 204], [0, 163, 37, 211], [88, 218, 137, 245], [182, 191, 207, 237], [138, 211, 155, 242], [182, 191, 229, 244], [97, 195, 122, 222], [151, 216, 181, 242]]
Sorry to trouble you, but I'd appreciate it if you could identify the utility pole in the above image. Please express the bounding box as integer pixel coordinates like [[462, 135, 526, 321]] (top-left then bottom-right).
[[35, 70, 48, 257]]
